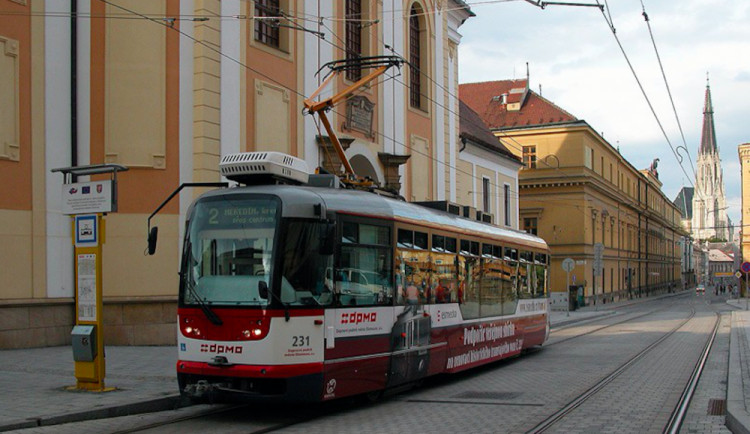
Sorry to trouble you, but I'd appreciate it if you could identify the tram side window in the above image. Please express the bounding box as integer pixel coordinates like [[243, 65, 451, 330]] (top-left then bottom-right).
[[480, 244, 503, 317], [396, 229, 430, 305], [337, 222, 393, 306], [503, 247, 519, 314], [398, 229, 428, 250], [533, 253, 548, 298], [518, 251, 533, 299], [458, 240, 481, 319], [432, 234, 458, 304]]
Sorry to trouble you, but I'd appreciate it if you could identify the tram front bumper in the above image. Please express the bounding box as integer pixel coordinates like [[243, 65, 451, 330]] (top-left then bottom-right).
[[177, 361, 324, 402]]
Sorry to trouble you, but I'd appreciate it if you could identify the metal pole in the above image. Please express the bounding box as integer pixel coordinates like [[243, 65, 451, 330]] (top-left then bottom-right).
[[746, 272, 748, 311], [566, 270, 570, 317]]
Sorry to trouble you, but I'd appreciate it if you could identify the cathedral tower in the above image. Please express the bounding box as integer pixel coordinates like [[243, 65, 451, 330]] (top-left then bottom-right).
[[691, 77, 730, 240]]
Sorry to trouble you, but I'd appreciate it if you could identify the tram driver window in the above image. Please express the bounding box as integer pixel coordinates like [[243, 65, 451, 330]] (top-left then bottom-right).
[[337, 222, 393, 306], [279, 221, 334, 306]]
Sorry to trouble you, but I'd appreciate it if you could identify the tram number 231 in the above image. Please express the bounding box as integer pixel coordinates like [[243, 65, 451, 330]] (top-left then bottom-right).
[[292, 335, 310, 347]]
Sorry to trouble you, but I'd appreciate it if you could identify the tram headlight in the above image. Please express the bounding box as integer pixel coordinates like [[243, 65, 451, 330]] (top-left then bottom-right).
[[184, 326, 201, 337], [241, 328, 264, 339]]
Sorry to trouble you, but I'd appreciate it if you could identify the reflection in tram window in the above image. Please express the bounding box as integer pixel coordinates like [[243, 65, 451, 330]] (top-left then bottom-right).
[[519, 250, 533, 299], [458, 243, 480, 319], [336, 222, 393, 306], [534, 253, 548, 298], [396, 248, 430, 305], [480, 244, 503, 317], [431, 252, 457, 304], [503, 247, 519, 314]]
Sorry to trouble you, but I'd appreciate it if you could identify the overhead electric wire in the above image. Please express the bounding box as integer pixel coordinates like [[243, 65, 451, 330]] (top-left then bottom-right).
[[638, 0, 697, 181], [99, 0, 683, 225], [596, 0, 698, 196], [295, 10, 680, 224]]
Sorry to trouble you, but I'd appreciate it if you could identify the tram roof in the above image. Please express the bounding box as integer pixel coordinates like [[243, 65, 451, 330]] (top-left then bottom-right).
[[196, 184, 548, 251]]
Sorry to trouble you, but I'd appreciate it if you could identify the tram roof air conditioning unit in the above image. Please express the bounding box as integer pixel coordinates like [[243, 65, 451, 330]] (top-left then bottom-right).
[[220, 152, 309, 186]]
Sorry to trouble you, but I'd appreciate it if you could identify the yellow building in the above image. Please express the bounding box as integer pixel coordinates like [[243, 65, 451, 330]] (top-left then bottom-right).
[[739, 143, 750, 295], [460, 79, 686, 306]]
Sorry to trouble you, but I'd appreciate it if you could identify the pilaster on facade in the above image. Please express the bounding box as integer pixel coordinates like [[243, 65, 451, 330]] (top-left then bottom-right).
[[192, 0, 222, 182]]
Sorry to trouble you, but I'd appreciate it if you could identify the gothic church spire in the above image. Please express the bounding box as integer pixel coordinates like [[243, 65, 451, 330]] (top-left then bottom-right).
[[700, 74, 718, 155]]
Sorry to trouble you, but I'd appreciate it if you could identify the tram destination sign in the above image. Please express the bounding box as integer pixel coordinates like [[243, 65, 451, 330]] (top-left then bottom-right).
[[62, 180, 113, 215]]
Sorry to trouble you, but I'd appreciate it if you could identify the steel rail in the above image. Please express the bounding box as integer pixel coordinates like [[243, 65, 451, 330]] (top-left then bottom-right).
[[663, 312, 721, 434], [110, 404, 244, 434], [547, 292, 692, 347], [526, 308, 697, 434]]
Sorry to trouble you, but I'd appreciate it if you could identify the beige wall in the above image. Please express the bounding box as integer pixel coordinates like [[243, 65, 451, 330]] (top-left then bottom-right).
[[102, 214, 179, 298], [0, 210, 32, 299]]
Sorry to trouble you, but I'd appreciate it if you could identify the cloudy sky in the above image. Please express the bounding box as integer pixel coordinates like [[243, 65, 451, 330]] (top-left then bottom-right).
[[458, 0, 750, 227]]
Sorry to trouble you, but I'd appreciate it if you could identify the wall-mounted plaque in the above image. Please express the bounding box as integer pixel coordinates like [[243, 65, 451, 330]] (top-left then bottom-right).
[[344, 96, 375, 138]]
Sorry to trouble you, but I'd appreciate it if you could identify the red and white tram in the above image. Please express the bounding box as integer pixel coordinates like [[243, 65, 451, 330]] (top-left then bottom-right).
[[173, 152, 549, 402]]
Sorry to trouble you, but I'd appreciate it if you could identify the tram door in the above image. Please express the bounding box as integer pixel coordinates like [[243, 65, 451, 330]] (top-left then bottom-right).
[[387, 305, 431, 387]]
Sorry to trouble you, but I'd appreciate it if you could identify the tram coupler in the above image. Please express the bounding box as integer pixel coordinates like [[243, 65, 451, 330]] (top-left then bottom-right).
[[183, 380, 228, 401]]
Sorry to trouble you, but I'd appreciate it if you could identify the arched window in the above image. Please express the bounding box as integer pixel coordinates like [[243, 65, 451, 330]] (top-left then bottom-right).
[[409, 5, 422, 109]]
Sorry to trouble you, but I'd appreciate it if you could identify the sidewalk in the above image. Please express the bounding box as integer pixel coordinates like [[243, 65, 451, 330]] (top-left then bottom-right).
[[727, 298, 750, 434], [0, 290, 718, 432], [0, 346, 181, 432]]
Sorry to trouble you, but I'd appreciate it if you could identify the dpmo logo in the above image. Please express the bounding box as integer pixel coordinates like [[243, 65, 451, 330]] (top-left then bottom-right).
[[340, 311, 377, 325]]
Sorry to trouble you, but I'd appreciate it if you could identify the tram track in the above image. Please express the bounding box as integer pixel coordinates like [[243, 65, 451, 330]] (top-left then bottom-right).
[[109, 294, 712, 434], [663, 311, 721, 434], [547, 292, 692, 347], [525, 304, 721, 434]]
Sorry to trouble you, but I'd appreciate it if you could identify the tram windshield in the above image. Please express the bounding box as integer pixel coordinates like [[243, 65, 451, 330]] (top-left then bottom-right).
[[181, 196, 279, 307]]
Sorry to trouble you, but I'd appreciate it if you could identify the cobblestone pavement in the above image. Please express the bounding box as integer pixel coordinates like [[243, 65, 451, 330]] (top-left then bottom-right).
[[680, 302, 733, 434], [3, 291, 748, 434], [0, 346, 178, 431]]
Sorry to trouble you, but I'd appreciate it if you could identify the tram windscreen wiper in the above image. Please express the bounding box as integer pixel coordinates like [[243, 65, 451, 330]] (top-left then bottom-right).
[[184, 279, 223, 326], [183, 240, 223, 326]]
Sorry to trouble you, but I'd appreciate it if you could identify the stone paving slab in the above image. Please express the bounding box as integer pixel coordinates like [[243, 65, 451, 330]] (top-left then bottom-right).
[[2, 290, 745, 433], [0, 346, 180, 432], [727, 306, 750, 434]]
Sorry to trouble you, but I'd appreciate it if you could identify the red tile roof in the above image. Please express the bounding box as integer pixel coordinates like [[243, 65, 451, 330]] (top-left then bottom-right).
[[459, 100, 519, 162], [459, 80, 578, 130]]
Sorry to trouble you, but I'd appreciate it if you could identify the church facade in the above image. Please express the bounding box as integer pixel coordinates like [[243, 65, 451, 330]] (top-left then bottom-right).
[[691, 80, 731, 241]]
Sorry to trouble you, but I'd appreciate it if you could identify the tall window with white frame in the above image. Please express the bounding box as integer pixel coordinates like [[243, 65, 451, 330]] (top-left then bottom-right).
[[504, 184, 511, 226], [345, 0, 362, 82], [522, 145, 536, 169], [482, 177, 491, 213], [409, 5, 422, 109], [255, 0, 280, 48]]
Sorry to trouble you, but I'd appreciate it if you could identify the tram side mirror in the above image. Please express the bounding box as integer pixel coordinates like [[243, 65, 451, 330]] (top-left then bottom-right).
[[319, 221, 336, 255], [258, 280, 269, 300], [147, 226, 159, 256]]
